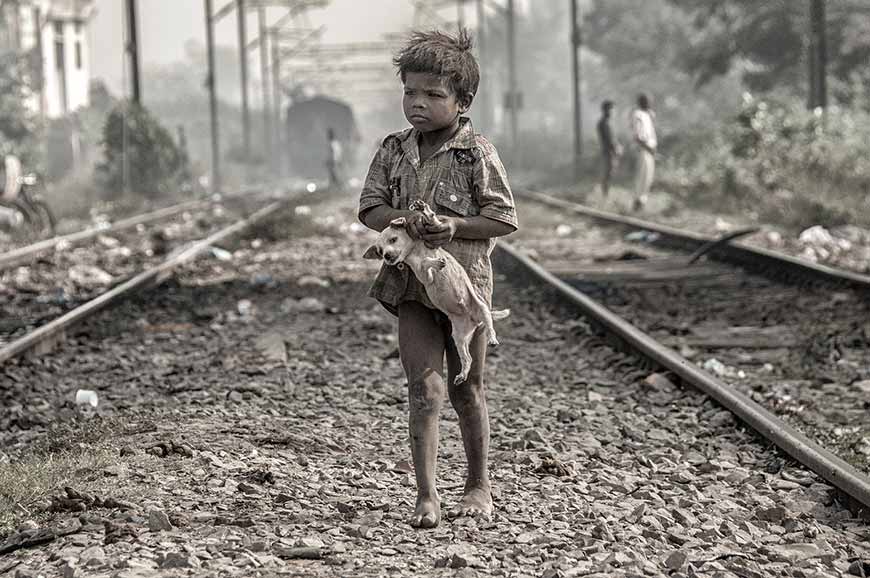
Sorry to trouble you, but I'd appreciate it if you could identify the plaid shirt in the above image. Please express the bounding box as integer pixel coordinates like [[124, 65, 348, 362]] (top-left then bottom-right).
[[358, 118, 518, 315]]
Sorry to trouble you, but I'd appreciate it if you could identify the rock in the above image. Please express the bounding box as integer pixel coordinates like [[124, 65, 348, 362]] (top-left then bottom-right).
[[148, 509, 173, 532], [768, 543, 829, 563], [273, 546, 324, 560], [79, 545, 106, 567], [664, 550, 688, 571], [295, 536, 325, 549], [160, 552, 200, 569], [756, 506, 788, 523]]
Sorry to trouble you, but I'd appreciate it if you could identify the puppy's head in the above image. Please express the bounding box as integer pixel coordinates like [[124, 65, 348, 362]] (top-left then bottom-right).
[[363, 217, 414, 266]]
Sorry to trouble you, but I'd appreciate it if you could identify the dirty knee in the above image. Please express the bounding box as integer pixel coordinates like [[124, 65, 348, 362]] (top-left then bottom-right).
[[409, 371, 445, 415], [449, 376, 485, 406]]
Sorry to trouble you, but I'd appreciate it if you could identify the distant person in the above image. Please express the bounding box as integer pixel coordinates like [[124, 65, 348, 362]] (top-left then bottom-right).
[[326, 127, 343, 189], [596, 100, 622, 196], [631, 93, 657, 210]]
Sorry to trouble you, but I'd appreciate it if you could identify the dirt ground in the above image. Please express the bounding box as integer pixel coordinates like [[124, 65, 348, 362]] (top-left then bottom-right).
[[1, 193, 869, 578]]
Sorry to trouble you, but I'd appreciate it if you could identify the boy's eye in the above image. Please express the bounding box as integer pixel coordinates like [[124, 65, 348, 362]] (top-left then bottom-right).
[[388, 238, 396, 244]]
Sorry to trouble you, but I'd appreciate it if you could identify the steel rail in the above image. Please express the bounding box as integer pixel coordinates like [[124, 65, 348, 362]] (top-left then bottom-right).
[[494, 241, 870, 518], [519, 190, 870, 291], [0, 199, 211, 272], [0, 200, 284, 365]]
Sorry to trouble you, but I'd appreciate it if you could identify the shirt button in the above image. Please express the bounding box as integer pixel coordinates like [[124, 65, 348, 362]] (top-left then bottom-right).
[[449, 194, 458, 202]]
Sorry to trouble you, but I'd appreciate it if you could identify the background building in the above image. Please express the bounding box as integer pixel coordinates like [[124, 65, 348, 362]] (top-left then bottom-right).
[[0, 0, 96, 119]]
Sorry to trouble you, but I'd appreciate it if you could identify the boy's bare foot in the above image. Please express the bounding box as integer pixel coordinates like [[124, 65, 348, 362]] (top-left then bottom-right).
[[449, 483, 492, 519], [409, 493, 440, 528]]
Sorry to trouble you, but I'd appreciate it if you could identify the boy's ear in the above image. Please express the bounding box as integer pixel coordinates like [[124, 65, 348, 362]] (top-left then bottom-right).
[[459, 92, 474, 113], [363, 245, 381, 260], [389, 217, 407, 228]]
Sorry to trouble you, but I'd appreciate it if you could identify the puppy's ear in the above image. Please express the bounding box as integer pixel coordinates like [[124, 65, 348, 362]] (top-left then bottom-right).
[[389, 217, 407, 228], [362, 245, 381, 260]]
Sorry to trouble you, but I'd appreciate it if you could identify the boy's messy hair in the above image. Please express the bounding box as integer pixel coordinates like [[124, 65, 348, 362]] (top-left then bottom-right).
[[393, 29, 480, 102]]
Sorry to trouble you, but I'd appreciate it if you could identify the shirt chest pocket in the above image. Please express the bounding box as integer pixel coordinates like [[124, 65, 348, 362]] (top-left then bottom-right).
[[433, 179, 478, 217]]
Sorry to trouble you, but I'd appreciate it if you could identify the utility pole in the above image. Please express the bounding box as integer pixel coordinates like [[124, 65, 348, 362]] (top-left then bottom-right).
[[237, 0, 251, 163], [475, 0, 490, 134], [258, 7, 272, 173], [506, 0, 518, 162], [570, 0, 582, 179], [204, 0, 222, 193], [32, 5, 46, 123], [457, 0, 464, 30], [808, 0, 827, 110], [125, 0, 141, 103], [270, 29, 283, 177]]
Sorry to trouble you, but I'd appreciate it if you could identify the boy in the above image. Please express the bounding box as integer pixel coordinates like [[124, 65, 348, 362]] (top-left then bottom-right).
[[358, 29, 518, 528]]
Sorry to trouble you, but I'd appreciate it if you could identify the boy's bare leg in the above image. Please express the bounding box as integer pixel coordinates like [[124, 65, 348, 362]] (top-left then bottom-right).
[[398, 302, 447, 528], [446, 329, 493, 518]]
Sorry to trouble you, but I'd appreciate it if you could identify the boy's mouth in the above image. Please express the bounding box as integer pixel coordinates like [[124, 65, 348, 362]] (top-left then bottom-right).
[[409, 114, 428, 122]]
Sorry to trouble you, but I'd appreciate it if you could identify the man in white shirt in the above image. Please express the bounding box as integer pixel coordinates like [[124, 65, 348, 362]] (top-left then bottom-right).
[[631, 93, 656, 210]]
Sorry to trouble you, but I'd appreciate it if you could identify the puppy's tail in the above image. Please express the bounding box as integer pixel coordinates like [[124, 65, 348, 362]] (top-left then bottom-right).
[[491, 308, 510, 321]]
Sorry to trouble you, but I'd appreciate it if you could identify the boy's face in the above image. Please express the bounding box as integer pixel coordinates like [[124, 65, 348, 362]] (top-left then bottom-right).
[[402, 72, 465, 133]]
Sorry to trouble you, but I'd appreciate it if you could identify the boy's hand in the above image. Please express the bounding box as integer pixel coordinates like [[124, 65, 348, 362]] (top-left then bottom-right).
[[405, 213, 428, 240], [421, 216, 457, 247]]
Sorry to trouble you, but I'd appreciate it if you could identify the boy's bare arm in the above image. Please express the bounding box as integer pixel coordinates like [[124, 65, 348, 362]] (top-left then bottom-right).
[[362, 205, 418, 232], [421, 215, 515, 247]]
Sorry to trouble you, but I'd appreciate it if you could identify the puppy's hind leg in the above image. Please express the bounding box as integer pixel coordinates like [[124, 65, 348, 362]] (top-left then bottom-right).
[[451, 320, 477, 385]]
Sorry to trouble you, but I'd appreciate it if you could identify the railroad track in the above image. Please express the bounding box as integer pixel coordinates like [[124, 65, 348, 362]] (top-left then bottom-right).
[[2, 193, 868, 576], [504, 192, 870, 518], [0, 194, 296, 365]]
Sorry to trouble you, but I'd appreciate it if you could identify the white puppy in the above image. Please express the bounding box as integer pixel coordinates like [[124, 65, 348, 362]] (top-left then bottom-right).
[[363, 202, 509, 384]]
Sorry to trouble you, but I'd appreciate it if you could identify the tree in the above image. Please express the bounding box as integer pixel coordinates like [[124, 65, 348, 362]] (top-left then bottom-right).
[[96, 103, 188, 197], [668, 0, 870, 106], [0, 53, 41, 166]]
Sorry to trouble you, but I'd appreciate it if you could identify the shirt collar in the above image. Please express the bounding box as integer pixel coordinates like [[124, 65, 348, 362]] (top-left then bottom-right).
[[401, 117, 475, 165]]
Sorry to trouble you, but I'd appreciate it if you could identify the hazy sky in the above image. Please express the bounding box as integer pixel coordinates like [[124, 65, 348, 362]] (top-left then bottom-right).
[[88, 0, 420, 96]]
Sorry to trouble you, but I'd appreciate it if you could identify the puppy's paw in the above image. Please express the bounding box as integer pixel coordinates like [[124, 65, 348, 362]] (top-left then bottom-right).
[[488, 336, 499, 346], [454, 373, 469, 386]]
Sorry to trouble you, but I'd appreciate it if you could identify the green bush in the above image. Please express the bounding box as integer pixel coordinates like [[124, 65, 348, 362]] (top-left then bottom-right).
[[661, 95, 870, 227], [96, 103, 190, 198], [0, 53, 42, 168]]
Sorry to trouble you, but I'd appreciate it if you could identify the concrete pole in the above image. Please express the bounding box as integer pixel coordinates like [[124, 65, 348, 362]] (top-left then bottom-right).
[[506, 0, 518, 161], [258, 7, 272, 172], [270, 29, 283, 177], [204, 0, 222, 193], [570, 0, 582, 179], [475, 0, 490, 134], [808, 0, 827, 110], [125, 0, 141, 103], [237, 0, 251, 163]]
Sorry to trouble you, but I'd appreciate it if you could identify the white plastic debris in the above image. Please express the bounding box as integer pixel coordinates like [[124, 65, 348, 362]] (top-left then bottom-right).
[[210, 247, 233, 261], [237, 299, 253, 317], [68, 264, 114, 288], [765, 231, 783, 246], [799, 225, 835, 246], [295, 205, 312, 216], [75, 389, 99, 408], [555, 224, 573, 237], [306, 182, 318, 193], [297, 275, 331, 288], [702, 358, 728, 377], [625, 230, 661, 243]]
